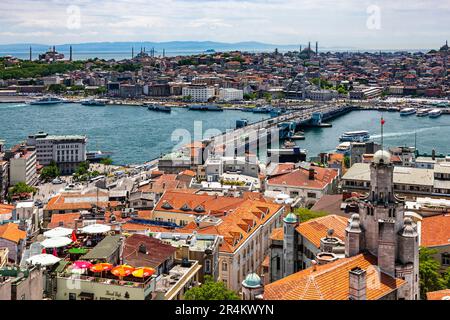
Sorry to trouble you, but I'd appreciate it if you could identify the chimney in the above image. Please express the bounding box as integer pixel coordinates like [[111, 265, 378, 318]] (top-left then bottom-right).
[[309, 168, 315, 180], [181, 245, 190, 260], [349, 267, 367, 300], [432, 149, 436, 160]]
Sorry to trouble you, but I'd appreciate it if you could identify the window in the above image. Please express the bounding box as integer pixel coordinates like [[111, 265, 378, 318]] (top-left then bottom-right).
[[205, 259, 211, 273], [307, 192, 316, 199], [442, 253, 450, 266], [69, 293, 77, 300], [222, 261, 228, 271]]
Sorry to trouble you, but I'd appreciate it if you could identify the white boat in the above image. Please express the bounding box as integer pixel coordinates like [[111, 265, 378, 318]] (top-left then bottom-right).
[[81, 99, 107, 106], [416, 108, 430, 117], [29, 96, 65, 105], [400, 108, 416, 116], [336, 142, 351, 154], [339, 130, 370, 142], [429, 109, 442, 118]]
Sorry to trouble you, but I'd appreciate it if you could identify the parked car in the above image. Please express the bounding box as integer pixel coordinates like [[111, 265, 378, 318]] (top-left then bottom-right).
[[52, 178, 63, 185]]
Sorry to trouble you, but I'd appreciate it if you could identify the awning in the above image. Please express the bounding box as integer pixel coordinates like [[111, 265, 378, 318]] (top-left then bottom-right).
[[81, 224, 111, 234], [41, 237, 73, 248], [44, 227, 73, 238]]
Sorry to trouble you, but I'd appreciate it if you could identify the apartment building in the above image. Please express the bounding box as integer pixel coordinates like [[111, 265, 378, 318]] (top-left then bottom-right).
[[182, 85, 215, 102], [9, 148, 37, 186], [218, 88, 244, 101], [27, 132, 87, 175]]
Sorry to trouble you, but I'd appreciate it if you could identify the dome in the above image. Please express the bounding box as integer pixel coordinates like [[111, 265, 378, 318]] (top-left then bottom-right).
[[242, 273, 262, 288], [283, 212, 298, 224], [373, 150, 392, 165]]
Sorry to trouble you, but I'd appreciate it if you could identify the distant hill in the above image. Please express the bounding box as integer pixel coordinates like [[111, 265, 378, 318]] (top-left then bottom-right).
[[0, 41, 303, 54]]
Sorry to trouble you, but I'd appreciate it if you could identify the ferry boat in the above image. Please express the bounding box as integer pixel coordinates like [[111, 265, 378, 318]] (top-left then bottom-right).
[[400, 108, 416, 116], [283, 140, 296, 149], [428, 109, 442, 118], [339, 130, 370, 142], [29, 96, 65, 105], [81, 99, 107, 106], [336, 142, 351, 155], [252, 106, 272, 113], [86, 150, 113, 162], [146, 104, 171, 113], [188, 105, 223, 111], [416, 108, 430, 117]]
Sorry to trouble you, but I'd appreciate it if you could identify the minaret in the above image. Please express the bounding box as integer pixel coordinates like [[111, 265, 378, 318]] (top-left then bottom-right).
[[315, 41, 318, 55], [69, 46, 73, 62], [163, 49, 165, 58], [29, 46, 32, 62], [53, 46, 56, 53], [282, 212, 298, 277], [132, 47, 134, 59]]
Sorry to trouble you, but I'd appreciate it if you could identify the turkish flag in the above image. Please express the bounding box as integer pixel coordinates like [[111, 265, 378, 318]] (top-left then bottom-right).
[[381, 118, 385, 125], [71, 230, 77, 242]]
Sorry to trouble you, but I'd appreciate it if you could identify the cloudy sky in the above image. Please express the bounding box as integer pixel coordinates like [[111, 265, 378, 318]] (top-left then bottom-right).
[[0, 0, 449, 49]]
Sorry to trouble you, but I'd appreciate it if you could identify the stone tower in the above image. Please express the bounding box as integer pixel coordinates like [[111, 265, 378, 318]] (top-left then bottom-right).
[[282, 212, 298, 278], [345, 150, 419, 299], [242, 273, 264, 300]]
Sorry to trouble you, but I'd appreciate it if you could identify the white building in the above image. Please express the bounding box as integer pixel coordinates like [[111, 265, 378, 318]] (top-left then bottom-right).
[[27, 132, 87, 175], [218, 88, 244, 102], [182, 85, 215, 102], [9, 149, 37, 186]]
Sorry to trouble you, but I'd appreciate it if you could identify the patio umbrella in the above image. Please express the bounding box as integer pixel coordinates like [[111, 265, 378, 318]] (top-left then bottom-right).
[[26, 254, 61, 267], [41, 236, 73, 248], [44, 227, 73, 238], [132, 267, 155, 278], [111, 265, 135, 278], [90, 263, 113, 273], [81, 224, 111, 234], [73, 260, 93, 270], [52, 248, 58, 257]]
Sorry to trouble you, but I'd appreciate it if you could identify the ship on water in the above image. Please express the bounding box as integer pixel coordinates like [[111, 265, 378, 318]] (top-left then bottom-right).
[[416, 108, 431, 117], [29, 96, 66, 105], [188, 105, 223, 111], [400, 107, 416, 116], [429, 109, 443, 118], [145, 104, 171, 113], [339, 130, 370, 142], [81, 99, 107, 106], [252, 106, 272, 113]]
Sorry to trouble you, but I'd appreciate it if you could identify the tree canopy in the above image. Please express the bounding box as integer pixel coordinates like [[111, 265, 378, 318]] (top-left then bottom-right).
[[40, 161, 60, 181], [184, 276, 240, 300], [419, 247, 448, 299], [8, 182, 37, 198]]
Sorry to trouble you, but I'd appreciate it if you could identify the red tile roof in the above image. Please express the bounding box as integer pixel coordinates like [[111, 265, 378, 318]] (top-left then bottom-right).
[[48, 213, 81, 229], [296, 214, 348, 248], [421, 214, 450, 247], [426, 289, 450, 300], [263, 253, 405, 300], [0, 223, 26, 243], [267, 166, 338, 190]]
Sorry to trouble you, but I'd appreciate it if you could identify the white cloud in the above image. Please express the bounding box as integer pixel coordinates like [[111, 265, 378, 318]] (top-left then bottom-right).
[[0, 0, 448, 49]]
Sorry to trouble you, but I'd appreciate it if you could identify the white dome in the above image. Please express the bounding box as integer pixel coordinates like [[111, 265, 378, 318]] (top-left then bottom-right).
[[373, 150, 391, 165]]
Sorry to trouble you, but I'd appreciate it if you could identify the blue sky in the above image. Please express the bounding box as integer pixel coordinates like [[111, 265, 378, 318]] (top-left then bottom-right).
[[0, 0, 449, 49]]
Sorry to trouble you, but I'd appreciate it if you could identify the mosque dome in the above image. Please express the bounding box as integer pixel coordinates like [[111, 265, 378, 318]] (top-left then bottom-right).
[[283, 212, 298, 224], [373, 150, 392, 165], [242, 273, 262, 288]]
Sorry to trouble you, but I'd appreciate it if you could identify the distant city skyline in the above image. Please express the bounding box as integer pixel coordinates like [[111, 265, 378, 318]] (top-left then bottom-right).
[[0, 0, 449, 50]]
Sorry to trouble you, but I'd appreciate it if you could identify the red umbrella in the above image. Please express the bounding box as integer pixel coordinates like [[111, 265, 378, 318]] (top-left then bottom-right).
[[71, 230, 77, 242], [52, 248, 58, 257], [73, 260, 93, 269]]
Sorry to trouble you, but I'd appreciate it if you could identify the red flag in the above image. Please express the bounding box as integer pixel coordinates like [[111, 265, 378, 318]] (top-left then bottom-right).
[[41, 248, 47, 254], [71, 230, 77, 242], [381, 118, 385, 125], [52, 248, 58, 257]]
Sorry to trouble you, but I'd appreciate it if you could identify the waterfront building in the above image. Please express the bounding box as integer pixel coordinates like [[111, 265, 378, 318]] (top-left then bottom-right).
[[204, 155, 259, 182], [264, 163, 339, 207], [182, 85, 215, 102], [218, 88, 244, 102], [8, 146, 37, 186], [27, 132, 87, 175]]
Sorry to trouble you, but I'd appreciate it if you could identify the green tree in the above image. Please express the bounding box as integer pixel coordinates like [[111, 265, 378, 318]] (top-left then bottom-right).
[[8, 182, 37, 199], [419, 247, 446, 299], [293, 208, 327, 222], [47, 84, 67, 94], [184, 276, 240, 300], [40, 161, 60, 181], [344, 156, 351, 168]]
